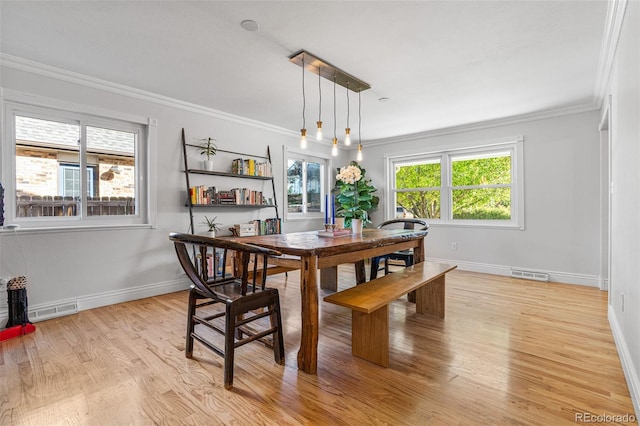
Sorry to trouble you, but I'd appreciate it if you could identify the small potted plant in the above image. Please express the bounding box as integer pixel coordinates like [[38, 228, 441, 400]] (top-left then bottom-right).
[[200, 137, 217, 171], [202, 215, 222, 237]]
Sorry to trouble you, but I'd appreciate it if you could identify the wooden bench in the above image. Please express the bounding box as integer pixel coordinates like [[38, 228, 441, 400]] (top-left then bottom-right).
[[323, 261, 457, 367]]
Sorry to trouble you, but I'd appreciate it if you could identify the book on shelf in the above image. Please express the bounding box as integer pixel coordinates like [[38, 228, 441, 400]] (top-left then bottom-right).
[[189, 185, 217, 205], [190, 187, 267, 206], [230, 158, 272, 177], [251, 217, 281, 235]]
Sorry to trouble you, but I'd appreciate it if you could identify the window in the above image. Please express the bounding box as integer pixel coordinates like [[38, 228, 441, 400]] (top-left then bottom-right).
[[389, 138, 524, 228], [285, 150, 327, 219], [4, 101, 151, 227], [59, 165, 95, 197]]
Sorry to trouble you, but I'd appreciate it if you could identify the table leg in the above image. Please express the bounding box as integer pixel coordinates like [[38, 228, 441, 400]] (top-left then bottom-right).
[[297, 255, 319, 374], [354, 260, 366, 284], [320, 266, 338, 291]]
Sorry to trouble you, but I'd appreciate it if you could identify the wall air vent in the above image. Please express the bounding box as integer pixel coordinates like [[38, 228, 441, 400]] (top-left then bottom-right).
[[30, 302, 78, 322], [510, 269, 549, 282]]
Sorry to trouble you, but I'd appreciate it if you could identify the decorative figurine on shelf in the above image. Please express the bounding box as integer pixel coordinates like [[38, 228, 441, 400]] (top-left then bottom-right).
[[199, 137, 217, 171]]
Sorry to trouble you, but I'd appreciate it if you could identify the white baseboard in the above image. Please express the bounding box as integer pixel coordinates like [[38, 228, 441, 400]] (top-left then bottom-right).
[[0, 278, 191, 325], [608, 306, 640, 419], [426, 257, 601, 287], [77, 278, 190, 311]]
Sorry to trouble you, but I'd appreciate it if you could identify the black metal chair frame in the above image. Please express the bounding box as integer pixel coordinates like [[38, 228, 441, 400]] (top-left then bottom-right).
[[369, 218, 429, 279], [169, 232, 285, 389]]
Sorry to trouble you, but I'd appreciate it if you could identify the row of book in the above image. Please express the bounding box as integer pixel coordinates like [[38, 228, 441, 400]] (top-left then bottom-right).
[[231, 158, 272, 177], [231, 218, 281, 237], [251, 218, 281, 235], [189, 186, 270, 206]]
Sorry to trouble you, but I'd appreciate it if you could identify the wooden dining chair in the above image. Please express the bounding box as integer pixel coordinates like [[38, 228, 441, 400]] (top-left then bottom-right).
[[369, 218, 429, 279], [169, 232, 285, 389]]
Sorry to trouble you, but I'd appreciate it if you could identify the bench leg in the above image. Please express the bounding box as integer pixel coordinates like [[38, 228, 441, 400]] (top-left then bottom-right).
[[415, 274, 445, 318], [351, 306, 389, 367]]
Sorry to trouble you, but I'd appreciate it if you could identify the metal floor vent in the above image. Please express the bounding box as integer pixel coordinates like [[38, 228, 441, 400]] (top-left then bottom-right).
[[30, 302, 79, 322], [510, 269, 549, 282]]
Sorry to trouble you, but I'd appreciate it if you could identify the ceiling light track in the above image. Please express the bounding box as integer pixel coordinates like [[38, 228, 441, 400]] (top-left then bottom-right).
[[289, 50, 371, 93]]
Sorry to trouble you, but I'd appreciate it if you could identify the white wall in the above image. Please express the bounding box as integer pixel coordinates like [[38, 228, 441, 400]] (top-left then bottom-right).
[[606, 0, 640, 416], [360, 111, 602, 285], [0, 61, 334, 318]]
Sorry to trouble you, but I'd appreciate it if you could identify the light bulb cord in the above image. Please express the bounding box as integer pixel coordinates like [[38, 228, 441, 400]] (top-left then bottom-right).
[[318, 65, 322, 122], [346, 82, 350, 128], [333, 75, 337, 139], [302, 57, 306, 129]]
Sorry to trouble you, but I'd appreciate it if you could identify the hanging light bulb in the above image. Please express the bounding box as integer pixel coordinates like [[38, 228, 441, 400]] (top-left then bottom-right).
[[344, 82, 351, 146], [357, 89, 364, 161], [316, 65, 323, 140], [300, 129, 307, 149], [300, 56, 307, 149], [332, 138, 339, 156]]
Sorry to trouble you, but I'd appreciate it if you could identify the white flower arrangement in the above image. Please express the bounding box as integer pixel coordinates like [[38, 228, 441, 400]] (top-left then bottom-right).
[[336, 165, 362, 185]]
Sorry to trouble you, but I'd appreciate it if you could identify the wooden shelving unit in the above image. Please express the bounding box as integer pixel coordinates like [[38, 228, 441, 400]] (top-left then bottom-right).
[[180, 128, 279, 234]]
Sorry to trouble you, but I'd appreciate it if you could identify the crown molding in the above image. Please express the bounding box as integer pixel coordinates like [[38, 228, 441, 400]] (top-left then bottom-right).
[[593, 0, 628, 109], [361, 102, 600, 148], [0, 53, 298, 139]]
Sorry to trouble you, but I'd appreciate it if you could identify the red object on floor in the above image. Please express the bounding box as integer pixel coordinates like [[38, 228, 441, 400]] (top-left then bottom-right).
[[0, 323, 36, 342]]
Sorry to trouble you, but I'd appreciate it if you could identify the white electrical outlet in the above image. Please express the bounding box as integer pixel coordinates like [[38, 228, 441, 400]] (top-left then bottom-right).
[[451, 242, 458, 251], [621, 293, 625, 312], [0, 277, 9, 290]]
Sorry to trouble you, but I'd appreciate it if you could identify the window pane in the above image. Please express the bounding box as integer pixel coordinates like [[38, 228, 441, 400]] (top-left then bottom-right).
[[287, 159, 303, 213], [87, 126, 136, 216], [397, 190, 441, 219], [15, 115, 80, 217], [452, 188, 511, 220], [306, 162, 321, 213], [451, 153, 511, 186], [395, 160, 440, 189]]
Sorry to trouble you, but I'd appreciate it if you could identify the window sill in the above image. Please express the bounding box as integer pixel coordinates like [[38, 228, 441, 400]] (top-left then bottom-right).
[[428, 221, 524, 230], [0, 223, 154, 236]]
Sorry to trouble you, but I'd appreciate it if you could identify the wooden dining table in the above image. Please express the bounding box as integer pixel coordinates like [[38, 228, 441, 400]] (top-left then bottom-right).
[[227, 228, 429, 374]]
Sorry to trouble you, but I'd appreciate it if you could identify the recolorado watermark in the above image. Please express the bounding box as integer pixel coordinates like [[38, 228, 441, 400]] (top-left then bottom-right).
[[575, 412, 636, 423]]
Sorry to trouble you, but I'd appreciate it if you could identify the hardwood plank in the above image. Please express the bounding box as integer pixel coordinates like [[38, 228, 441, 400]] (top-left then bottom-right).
[[0, 268, 635, 425]]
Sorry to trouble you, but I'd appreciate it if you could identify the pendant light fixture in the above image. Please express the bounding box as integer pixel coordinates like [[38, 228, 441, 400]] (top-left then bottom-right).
[[357, 90, 363, 161], [300, 55, 307, 149], [288, 50, 370, 157], [316, 65, 323, 140], [344, 82, 352, 146], [331, 75, 339, 157]]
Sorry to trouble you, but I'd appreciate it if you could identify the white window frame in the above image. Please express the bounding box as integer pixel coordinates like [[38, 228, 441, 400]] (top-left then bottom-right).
[[59, 165, 95, 197], [283, 146, 331, 222], [2, 92, 156, 230], [387, 136, 524, 230]]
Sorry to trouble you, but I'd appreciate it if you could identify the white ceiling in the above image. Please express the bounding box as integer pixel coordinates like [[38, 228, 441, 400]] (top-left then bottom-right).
[[0, 1, 609, 142]]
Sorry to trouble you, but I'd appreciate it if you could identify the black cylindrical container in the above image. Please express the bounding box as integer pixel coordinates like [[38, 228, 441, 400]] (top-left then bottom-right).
[[6, 276, 31, 328]]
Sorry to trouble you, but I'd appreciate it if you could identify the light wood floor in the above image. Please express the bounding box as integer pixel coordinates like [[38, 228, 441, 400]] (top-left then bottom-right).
[[0, 267, 635, 425]]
